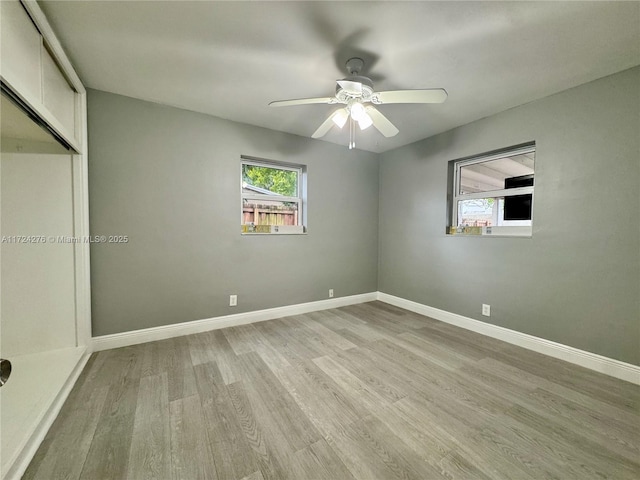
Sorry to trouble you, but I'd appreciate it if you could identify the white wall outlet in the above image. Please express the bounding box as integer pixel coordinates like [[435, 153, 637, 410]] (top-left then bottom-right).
[[329, 289, 334, 298], [229, 294, 237, 307], [482, 304, 491, 316]]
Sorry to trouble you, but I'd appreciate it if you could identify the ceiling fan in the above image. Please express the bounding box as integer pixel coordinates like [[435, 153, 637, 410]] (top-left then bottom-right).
[[269, 57, 447, 149]]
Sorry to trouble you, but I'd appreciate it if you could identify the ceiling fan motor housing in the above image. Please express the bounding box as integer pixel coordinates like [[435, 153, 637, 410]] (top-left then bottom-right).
[[334, 57, 376, 102], [336, 75, 374, 100]]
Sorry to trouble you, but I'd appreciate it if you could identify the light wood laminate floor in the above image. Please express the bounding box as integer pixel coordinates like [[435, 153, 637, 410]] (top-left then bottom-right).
[[24, 302, 640, 479]]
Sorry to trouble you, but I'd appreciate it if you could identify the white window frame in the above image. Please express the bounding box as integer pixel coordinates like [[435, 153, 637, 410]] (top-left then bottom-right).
[[240, 157, 305, 234], [451, 144, 535, 237]]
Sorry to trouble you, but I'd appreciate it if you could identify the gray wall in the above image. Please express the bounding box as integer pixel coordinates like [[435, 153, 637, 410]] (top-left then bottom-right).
[[87, 89, 379, 336], [89, 68, 639, 365], [378, 66, 640, 365]]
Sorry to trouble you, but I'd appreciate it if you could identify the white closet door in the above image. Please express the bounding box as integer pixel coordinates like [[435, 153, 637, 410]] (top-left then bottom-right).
[[42, 45, 77, 139], [1, 152, 77, 356], [0, 0, 43, 103]]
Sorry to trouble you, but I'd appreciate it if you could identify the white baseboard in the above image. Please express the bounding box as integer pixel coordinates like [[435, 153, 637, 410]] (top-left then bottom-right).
[[377, 292, 640, 385], [92, 292, 378, 351], [90, 290, 638, 385], [3, 349, 90, 480]]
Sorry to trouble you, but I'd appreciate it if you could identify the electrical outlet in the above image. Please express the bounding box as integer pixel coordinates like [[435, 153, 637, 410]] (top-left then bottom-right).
[[229, 294, 237, 307], [329, 289, 334, 298], [482, 304, 491, 316]]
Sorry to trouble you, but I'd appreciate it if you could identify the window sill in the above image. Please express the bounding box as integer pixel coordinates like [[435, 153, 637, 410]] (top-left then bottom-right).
[[241, 225, 305, 235], [447, 225, 532, 238], [241, 232, 307, 236]]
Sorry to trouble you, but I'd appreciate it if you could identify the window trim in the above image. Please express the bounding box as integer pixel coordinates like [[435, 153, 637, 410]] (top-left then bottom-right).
[[240, 156, 305, 234], [449, 144, 535, 236]]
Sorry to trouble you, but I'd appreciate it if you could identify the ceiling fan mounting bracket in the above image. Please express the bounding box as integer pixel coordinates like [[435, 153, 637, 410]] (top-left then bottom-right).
[[345, 57, 365, 76]]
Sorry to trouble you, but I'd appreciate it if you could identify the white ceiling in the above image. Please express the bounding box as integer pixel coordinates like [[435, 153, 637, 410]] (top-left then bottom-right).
[[39, 1, 640, 153]]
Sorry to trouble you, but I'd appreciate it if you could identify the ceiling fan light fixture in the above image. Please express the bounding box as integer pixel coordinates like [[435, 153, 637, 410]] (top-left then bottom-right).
[[357, 113, 373, 130], [332, 108, 349, 128], [349, 102, 367, 121]]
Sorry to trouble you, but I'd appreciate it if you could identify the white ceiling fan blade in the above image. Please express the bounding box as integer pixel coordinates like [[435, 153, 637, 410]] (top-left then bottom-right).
[[375, 89, 448, 104], [337, 80, 362, 95], [312, 112, 341, 138], [269, 97, 334, 107], [366, 106, 399, 137]]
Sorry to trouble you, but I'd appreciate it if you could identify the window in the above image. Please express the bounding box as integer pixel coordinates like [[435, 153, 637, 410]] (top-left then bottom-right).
[[241, 157, 305, 234], [449, 144, 535, 237]]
